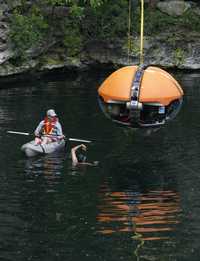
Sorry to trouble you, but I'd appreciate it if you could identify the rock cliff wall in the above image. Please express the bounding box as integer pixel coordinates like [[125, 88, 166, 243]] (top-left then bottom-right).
[[0, 0, 199, 77]]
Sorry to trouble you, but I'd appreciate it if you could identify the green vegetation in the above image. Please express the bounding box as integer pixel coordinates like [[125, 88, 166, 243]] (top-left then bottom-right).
[[82, 1, 128, 40], [10, 6, 48, 58], [8, 1, 200, 61], [173, 48, 185, 66], [63, 27, 82, 56], [179, 9, 200, 32], [132, 7, 200, 36], [9, 0, 106, 59]]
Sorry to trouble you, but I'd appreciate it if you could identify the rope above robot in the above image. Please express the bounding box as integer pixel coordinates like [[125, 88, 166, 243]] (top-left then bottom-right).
[[97, 0, 183, 129]]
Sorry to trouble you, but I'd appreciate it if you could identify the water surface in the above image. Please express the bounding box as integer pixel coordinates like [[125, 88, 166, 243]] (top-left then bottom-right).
[[0, 70, 199, 261]]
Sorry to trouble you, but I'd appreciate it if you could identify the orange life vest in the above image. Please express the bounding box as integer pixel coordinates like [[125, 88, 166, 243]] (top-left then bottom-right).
[[43, 116, 58, 135]]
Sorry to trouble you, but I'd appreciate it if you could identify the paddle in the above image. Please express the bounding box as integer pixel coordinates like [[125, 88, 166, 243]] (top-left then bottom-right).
[[7, 131, 92, 143], [7, 131, 31, 136]]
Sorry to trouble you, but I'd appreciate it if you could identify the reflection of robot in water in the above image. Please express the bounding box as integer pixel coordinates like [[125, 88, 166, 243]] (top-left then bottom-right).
[[97, 182, 181, 241]]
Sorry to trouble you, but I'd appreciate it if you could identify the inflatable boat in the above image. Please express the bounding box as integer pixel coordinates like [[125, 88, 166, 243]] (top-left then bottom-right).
[[21, 139, 66, 157]]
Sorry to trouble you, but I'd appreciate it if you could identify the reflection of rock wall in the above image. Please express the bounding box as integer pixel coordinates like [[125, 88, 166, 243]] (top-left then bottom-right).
[[97, 183, 181, 241]]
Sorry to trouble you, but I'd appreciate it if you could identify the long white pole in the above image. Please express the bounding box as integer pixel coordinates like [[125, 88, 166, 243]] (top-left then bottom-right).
[[7, 131, 92, 143]]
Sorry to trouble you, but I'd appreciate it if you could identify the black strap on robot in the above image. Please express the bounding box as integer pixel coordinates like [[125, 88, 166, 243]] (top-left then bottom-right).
[[128, 64, 147, 125]]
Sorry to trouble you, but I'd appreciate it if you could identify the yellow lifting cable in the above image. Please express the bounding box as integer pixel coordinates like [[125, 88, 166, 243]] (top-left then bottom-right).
[[127, 0, 144, 65], [140, 0, 144, 65], [127, 0, 132, 63]]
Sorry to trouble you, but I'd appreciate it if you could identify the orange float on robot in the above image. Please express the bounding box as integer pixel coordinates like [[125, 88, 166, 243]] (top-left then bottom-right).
[[98, 0, 184, 129], [98, 65, 184, 128]]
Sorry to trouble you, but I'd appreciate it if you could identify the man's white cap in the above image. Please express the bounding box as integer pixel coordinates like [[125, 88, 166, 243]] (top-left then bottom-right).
[[47, 109, 57, 117]]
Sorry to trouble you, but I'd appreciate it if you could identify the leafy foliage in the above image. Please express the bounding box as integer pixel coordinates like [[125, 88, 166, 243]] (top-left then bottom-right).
[[63, 28, 82, 56], [82, 0, 128, 40], [44, 0, 66, 5], [9, 0, 106, 58], [139, 7, 200, 36], [173, 48, 185, 66], [8, 0, 200, 61], [44, 0, 105, 8], [10, 6, 48, 57]]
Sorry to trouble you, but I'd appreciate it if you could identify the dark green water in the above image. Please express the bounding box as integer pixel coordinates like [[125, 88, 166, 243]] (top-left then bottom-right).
[[0, 70, 199, 261]]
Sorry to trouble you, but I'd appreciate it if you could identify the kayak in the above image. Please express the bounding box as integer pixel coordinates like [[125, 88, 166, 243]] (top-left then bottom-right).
[[21, 139, 66, 157]]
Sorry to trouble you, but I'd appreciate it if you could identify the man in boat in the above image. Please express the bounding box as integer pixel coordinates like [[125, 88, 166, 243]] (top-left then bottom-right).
[[71, 144, 99, 167], [34, 109, 64, 144]]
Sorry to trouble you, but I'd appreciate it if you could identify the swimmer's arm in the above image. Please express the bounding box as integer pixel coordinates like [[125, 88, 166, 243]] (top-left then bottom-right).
[[71, 146, 79, 165], [78, 162, 94, 166], [77, 161, 99, 167], [71, 144, 86, 165]]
